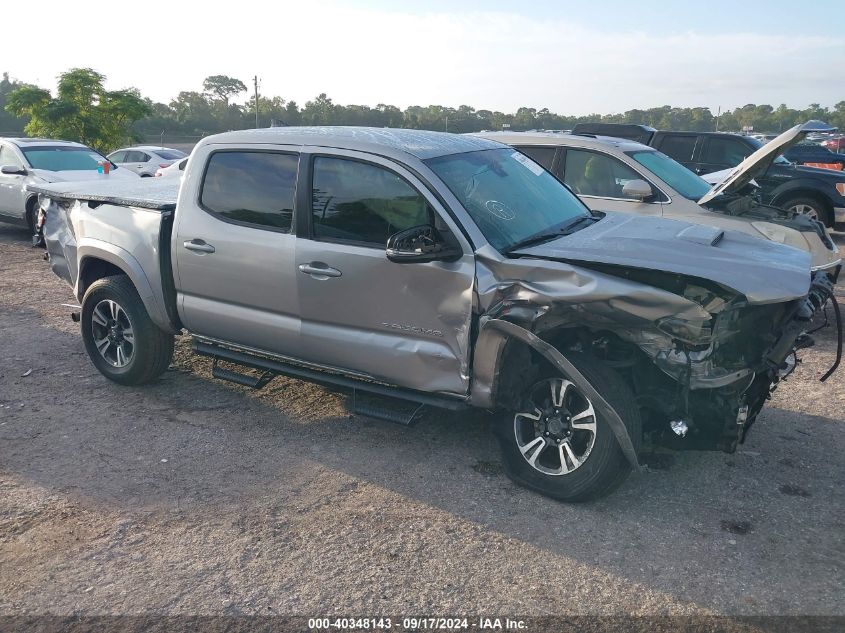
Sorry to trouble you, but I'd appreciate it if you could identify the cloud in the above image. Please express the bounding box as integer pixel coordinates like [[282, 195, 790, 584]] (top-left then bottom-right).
[[5, 1, 843, 114]]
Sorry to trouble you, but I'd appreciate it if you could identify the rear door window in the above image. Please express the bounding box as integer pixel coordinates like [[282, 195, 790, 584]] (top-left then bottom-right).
[[109, 150, 128, 163], [200, 151, 298, 232], [310, 156, 433, 246]]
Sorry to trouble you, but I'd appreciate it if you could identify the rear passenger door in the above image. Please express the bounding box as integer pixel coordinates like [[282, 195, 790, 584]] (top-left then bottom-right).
[[123, 151, 152, 175], [554, 148, 664, 217], [294, 148, 475, 396], [173, 145, 304, 358]]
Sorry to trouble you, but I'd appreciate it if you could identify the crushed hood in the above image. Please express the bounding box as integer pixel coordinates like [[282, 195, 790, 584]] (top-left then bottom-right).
[[697, 122, 819, 205], [513, 212, 811, 304]]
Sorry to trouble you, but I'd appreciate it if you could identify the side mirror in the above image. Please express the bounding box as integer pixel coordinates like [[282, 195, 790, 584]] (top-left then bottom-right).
[[386, 224, 462, 264], [622, 179, 654, 201], [1, 165, 27, 176]]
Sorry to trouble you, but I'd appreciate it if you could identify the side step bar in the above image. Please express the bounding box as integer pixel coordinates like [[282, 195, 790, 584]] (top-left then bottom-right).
[[194, 340, 469, 412], [350, 390, 424, 426], [211, 359, 274, 389]]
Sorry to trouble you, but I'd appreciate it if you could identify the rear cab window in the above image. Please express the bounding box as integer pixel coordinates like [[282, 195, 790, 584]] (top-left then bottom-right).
[[200, 150, 298, 232]]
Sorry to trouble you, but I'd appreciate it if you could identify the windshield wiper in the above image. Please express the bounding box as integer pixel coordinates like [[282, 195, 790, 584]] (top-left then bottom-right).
[[559, 215, 599, 235], [505, 215, 598, 254], [504, 231, 566, 254]]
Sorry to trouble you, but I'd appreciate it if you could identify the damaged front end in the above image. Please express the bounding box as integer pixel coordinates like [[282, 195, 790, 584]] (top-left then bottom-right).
[[473, 246, 840, 455], [633, 270, 838, 451]]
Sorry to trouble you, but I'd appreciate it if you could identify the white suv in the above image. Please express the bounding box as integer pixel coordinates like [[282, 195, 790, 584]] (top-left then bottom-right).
[[107, 145, 187, 177]]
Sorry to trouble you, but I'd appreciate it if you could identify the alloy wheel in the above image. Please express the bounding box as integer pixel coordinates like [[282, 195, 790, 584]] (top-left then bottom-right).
[[513, 378, 597, 475], [90, 299, 135, 368], [788, 203, 819, 220]]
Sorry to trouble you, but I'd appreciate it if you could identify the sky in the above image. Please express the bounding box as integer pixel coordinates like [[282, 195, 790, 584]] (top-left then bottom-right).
[[4, 0, 844, 115]]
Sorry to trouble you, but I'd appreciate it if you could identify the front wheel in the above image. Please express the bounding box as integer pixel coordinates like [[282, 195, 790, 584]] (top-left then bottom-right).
[[496, 353, 641, 502], [81, 275, 174, 385], [783, 196, 832, 227]]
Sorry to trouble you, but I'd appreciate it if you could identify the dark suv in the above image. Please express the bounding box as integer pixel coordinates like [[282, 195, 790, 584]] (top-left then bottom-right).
[[571, 123, 845, 229]]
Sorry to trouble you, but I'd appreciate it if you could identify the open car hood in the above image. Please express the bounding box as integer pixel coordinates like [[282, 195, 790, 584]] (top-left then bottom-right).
[[697, 122, 818, 205], [513, 212, 811, 305]]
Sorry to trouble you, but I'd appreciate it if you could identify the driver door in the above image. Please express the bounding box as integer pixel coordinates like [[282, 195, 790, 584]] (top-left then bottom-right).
[[294, 148, 475, 396]]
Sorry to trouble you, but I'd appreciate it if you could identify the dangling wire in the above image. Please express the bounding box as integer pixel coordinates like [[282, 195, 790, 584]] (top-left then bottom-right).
[[820, 295, 842, 383]]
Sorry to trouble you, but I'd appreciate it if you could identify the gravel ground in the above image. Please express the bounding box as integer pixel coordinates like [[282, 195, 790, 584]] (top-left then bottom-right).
[[0, 223, 843, 620]]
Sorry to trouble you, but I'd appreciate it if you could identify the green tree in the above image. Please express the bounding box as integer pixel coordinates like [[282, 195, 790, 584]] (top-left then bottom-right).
[[0, 72, 29, 135], [5, 68, 150, 152], [301, 93, 336, 125], [202, 75, 247, 106]]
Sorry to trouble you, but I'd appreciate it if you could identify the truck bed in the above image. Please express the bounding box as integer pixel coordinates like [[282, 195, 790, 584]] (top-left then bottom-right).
[[34, 177, 180, 335], [27, 177, 179, 211]]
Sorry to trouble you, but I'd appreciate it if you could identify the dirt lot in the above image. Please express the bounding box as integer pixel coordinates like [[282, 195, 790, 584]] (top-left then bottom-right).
[[0, 223, 843, 620]]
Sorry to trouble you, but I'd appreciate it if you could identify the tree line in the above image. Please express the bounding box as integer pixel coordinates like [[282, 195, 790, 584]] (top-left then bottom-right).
[[2, 69, 844, 153]]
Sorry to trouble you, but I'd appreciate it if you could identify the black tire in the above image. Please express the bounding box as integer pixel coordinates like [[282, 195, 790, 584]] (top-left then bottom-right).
[[80, 275, 174, 385], [495, 352, 641, 502], [140, 173, 153, 178], [782, 196, 833, 227], [25, 198, 37, 233]]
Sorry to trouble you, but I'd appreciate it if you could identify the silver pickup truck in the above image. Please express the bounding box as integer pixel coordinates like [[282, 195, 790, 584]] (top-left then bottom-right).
[[33, 127, 840, 501]]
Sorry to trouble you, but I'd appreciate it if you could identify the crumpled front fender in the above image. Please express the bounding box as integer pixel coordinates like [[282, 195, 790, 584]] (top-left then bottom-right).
[[470, 318, 640, 469]]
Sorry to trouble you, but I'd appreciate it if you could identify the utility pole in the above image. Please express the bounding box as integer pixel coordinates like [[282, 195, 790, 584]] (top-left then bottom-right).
[[715, 105, 721, 132], [253, 75, 260, 128], [445, 115, 448, 132]]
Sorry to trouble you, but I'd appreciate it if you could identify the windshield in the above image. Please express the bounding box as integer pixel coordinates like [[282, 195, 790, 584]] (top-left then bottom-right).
[[155, 149, 187, 160], [22, 146, 109, 171], [627, 150, 711, 200], [425, 148, 590, 251]]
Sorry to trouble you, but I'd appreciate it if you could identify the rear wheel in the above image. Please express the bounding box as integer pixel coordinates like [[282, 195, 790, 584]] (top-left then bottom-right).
[[783, 196, 832, 227], [496, 353, 641, 502], [81, 275, 174, 385]]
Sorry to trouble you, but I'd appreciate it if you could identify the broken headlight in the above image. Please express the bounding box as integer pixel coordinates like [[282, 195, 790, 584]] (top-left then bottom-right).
[[656, 315, 713, 345]]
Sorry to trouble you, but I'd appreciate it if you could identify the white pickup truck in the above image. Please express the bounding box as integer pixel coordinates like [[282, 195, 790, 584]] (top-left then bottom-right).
[[32, 127, 840, 501]]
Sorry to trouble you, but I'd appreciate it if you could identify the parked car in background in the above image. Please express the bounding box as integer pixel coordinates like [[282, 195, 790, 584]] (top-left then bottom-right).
[[476, 129, 840, 273], [107, 146, 188, 177], [31, 127, 838, 501], [155, 157, 189, 178], [0, 138, 138, 237], [821, 137, 845, 153], [571, 122, 845, 228], [783, 143, 845, 171]]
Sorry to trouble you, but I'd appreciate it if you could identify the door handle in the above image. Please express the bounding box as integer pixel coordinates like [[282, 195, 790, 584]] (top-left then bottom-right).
[[183, 239, 215, 254], [298, 262, 342, 278]]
